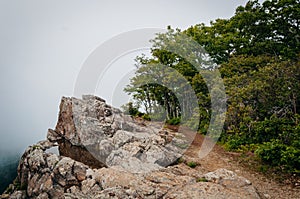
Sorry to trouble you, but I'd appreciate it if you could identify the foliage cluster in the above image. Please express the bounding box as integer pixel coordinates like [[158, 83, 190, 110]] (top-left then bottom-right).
[[124, 0, 300, 173]]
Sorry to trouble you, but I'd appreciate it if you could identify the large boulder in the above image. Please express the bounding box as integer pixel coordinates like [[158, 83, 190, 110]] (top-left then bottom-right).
[[54, 95, 187, 172]]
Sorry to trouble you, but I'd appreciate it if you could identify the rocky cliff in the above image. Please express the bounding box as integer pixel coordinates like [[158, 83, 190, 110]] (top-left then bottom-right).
[[1, 95, 261, 199]]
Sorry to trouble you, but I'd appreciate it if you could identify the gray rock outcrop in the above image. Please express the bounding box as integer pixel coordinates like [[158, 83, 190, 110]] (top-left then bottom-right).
[[54, 95, 187, 173], [1, 95, 261, 199]]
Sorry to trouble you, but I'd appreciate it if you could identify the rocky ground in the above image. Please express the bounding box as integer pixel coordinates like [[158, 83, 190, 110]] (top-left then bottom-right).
[[1, 95, 299, 198], [182, 127, 300, 199]]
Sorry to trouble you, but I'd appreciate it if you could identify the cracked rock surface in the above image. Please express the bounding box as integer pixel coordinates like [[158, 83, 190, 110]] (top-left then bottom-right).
[[55, 95, 187, 172]]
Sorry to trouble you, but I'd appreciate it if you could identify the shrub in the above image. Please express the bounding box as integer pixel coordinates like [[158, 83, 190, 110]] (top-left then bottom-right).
[[196, 177, 208, 182], [166, 117, 181, 125], [142, 114, 151, 121], [122, 102, 139, 116], [255, 140, 300, 173], [187, 161, 198, 168], [223, 134, 249, 151]]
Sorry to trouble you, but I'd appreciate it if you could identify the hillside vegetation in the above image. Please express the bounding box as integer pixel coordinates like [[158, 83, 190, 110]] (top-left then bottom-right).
[[124, 0, 300, 174]]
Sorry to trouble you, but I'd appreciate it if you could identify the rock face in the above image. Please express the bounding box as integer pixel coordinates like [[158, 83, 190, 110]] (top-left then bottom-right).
[[54, 95, 187, 173], [1, 96, 261, 199]]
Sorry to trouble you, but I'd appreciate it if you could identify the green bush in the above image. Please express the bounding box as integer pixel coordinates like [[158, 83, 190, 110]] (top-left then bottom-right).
[[122, 102, 139, 116], [166, 117, 181, 125], [196, 177, 208, 182], [142, 114, 151, 121], [223, 134, 249, 151], [130, 109, 139, 116], [187, 161, 198, 168], [255, 140, 300, 173], [222, 115, 300, 174]]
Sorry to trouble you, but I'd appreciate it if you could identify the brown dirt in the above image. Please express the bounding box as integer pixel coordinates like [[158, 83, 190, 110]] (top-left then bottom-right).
[[179, 127, 300, 199]]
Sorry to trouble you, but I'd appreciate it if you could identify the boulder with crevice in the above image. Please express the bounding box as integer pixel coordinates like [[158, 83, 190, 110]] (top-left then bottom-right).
[[54, 95, 185, 172]]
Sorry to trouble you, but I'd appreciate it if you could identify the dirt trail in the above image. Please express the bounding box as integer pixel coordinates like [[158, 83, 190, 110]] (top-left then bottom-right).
[[180, 127, 300, 199]]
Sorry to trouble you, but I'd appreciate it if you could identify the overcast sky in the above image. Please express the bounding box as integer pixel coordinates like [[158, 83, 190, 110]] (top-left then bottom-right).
[[0, 0, 249, 153]]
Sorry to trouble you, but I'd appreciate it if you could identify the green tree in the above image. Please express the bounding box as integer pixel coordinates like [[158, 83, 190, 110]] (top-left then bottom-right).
[[185, 0, 300, 63], [124, 0, 300, 173]]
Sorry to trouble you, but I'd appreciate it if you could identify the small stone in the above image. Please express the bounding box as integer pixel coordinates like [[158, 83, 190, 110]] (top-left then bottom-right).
[[73, 162, 87, 182], [47, 129, 62, 142], [0, 194, 9, 199], [81, 179, 96, 194], [45, 153, 59, 170], [36, 192, 49, 199]]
